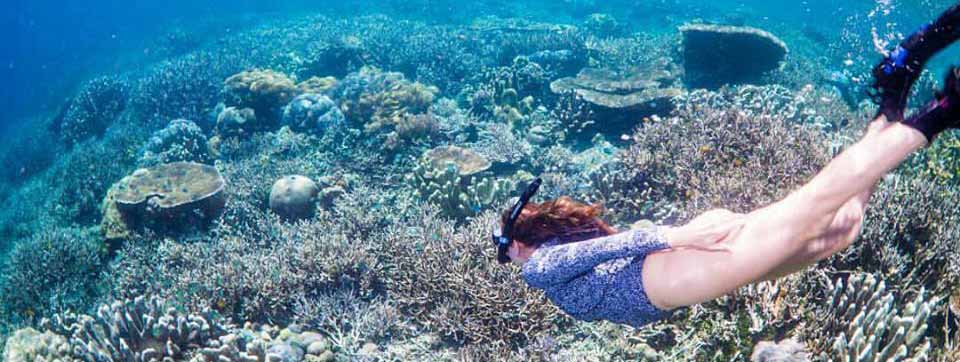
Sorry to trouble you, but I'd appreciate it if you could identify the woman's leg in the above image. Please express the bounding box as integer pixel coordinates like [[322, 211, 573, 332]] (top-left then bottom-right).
[[643, 115, 927, 310], [756, 118, 894, 280]]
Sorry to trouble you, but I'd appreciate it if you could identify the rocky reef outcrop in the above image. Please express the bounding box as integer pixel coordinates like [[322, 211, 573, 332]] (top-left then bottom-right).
[[680, 23, 788, 89]]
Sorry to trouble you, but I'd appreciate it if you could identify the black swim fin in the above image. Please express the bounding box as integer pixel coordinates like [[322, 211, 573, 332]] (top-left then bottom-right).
[[902, 66, 960, 142], [870, 3, 960, 122]]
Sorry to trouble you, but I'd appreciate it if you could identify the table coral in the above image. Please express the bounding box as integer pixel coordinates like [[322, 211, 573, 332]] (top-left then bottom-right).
[[101, 162, 226, 239]]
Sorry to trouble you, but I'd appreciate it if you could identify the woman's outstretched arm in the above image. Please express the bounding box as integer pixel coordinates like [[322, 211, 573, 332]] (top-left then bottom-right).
[[642, 116, 927, 309]]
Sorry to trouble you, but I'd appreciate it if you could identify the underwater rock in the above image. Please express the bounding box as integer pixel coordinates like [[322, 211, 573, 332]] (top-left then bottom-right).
[[282, 93, 345, 133], [42, 295, 226, 362], [140, 119, 212, 166], [550, 64, 681, 137], [750, 339, 810, 362], [223, 69, 302, 126], [101, 162, 226, 240], [217, 106, 259, 136], [680, 23, 788, 89], [3, 327, 71, 362], [423, 145, 492, 176], [269, 175, 320, 220]]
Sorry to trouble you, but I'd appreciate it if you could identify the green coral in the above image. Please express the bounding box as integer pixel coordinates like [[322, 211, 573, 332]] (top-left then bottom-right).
[[2, 328, 73, 362], [222, 69, 305, 128], [338, 67, 439, 136], [808, 273, 939, 362], [407, 148, 518, 219]]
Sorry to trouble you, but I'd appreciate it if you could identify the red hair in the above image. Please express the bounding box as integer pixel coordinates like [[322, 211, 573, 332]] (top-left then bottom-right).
[[502, 196, 616, 247]]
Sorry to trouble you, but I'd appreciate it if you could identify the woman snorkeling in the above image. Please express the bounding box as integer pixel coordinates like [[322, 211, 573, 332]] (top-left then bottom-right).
[[494, 4, 960, 328]]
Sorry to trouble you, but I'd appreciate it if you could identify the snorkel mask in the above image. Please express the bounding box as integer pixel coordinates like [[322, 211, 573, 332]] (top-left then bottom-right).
[[492, 177, 542, 264]]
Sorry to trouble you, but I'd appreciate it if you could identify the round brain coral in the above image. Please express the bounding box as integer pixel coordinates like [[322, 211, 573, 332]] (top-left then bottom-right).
[[269, 175, 320, 220]]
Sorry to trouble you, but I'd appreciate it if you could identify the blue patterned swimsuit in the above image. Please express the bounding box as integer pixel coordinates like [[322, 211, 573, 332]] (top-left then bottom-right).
[[521, 227, 673, 328]]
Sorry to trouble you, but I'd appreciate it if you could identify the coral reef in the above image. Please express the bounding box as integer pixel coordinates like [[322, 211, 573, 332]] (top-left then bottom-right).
[[223, 69, 302, 127], [139, 119, 212, 166], [43, 295, 225, 362], [58, 76, 129, 145], [6, 6, 960, 362], [384, 209, 568, 345], [408, 146, 517, 219], [805, 273, 939, 361], [269, 175, 320, 220], [0, 227, 104, 326], [102, 162, 226, 239], [681, 23, 789, 89], [333, 67, 438, 142], [216, 106, 259, 136], [602, 86, 832, 223], [281, 93, 345, 134], [3, 327, 72, 362]]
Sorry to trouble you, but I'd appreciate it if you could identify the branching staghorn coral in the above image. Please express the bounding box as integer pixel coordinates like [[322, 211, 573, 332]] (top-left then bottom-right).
[[806, 273, 940, 362], [383, 209, 569, 346], [58, 76, 129, 145], [602, 89, 833, 223], [0, 227, 104, 327]]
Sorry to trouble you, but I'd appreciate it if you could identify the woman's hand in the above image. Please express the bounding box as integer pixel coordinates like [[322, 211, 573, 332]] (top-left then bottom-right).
[[661, 209, 745, 252]]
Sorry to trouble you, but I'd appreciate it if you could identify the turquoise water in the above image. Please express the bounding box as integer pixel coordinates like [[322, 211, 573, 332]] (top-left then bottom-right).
[[3, 1, 960, 361]]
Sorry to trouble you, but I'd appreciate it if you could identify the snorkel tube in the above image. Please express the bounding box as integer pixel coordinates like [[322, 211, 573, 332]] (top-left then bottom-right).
[[492, 177, 542, 264]]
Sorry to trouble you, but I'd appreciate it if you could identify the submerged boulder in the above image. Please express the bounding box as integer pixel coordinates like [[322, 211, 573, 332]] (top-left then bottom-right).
[[680, 23, 788, 89], [269, 175, 320, 221], [101, 162, 226, 241]]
